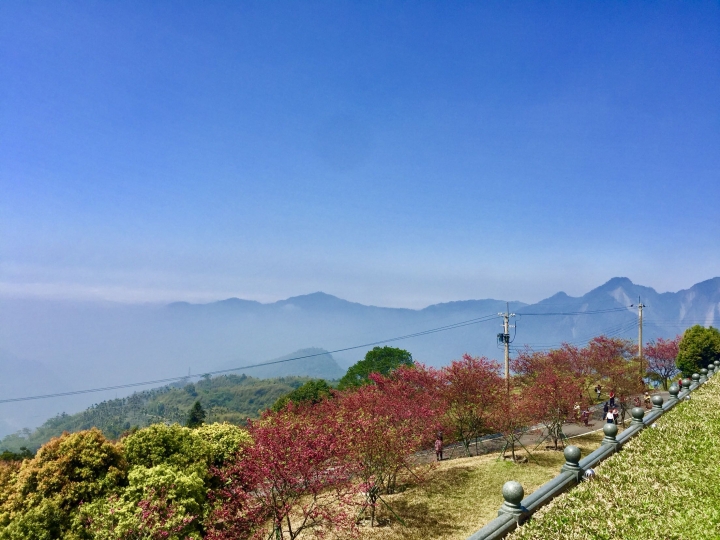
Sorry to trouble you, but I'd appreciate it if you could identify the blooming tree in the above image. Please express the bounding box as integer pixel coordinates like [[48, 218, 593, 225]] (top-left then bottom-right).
[[332, 368, 439, 526], [207, 406, 357, 540], [645, 336, 681, 389], [514, 349, 589, 450], [439, 355, 504, 456]]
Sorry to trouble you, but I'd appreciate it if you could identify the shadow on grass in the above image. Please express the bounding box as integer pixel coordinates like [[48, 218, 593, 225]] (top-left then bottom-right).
[[370, 467, 475, 538]]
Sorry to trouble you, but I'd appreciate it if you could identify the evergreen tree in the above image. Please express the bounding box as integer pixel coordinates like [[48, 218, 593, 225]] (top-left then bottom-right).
[[676, 325, 720, 375], [338, 347, 413, 390], [186, 400, 206, 428]]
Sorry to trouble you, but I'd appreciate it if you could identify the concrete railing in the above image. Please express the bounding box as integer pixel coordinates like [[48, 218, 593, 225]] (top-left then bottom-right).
[[466, 360, 720, 540]]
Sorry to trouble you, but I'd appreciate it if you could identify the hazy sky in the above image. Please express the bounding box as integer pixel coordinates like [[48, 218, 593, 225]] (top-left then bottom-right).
[[2, 1, 719, 308]]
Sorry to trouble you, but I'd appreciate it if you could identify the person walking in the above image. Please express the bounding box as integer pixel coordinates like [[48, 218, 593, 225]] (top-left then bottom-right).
[[603, 402, 609, 417], [605, 408, 615, 424], [595, 385, 602, 401], [581, 409, 590, 427], [609, 390, 616, 407], [434, 436, 443, 461], [644, 392, 651, 410]]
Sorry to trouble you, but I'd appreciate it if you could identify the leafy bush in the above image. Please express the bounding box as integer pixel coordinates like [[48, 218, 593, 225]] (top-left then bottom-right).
[[509, 375, 720, 539], [0, 428, 126, 540]]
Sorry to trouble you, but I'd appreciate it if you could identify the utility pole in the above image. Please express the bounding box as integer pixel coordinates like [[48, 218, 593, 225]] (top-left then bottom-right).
[[497, 303, 515, 393], [637, 297, 645, 376]]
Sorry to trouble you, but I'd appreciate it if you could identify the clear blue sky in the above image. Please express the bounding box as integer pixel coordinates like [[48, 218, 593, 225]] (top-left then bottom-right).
[[1, 1, 719, 307]]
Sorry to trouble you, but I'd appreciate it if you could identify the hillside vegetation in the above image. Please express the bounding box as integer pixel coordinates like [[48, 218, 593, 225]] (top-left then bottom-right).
[[0, 374, 316, 452], [509, 375, 720, 540]]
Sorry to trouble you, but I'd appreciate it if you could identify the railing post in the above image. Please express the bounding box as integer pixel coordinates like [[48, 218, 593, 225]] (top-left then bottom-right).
[[498, 481, 527, 522], [651, 395, 663, 411], [630, 406, 645, 426], [707, 365, 715, 377], [560, 445, 583, 482], [667, 383, 680, 405], [601, 422, 619, 449], [699, 368, 708, 383]]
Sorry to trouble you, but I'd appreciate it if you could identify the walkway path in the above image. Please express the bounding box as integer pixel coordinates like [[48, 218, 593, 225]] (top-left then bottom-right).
[[415, 390, 669, 464]]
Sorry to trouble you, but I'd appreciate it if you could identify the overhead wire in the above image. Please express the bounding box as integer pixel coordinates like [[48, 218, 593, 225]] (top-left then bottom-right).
[[0, 312, 502, 404], [0, 304, 647, 404]]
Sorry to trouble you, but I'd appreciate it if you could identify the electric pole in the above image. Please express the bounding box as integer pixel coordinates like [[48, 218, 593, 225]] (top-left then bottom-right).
[[637, 297, 645, 376], [498, 303, 515, 393]]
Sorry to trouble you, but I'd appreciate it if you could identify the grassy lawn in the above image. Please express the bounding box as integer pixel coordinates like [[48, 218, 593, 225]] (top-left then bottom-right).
[[356, 430, 607, 540], [507, 376, 720, 540]]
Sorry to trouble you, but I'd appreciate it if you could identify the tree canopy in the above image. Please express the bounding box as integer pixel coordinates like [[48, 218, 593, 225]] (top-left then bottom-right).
[[676, 325, 720, 375], [186, 401, 206, 428], [271, 379, 332, 411], [337, 347, 413, 390]]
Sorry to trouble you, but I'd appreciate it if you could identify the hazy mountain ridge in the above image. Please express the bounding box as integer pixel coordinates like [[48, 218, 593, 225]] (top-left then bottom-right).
[[1, 277, 719, 436]]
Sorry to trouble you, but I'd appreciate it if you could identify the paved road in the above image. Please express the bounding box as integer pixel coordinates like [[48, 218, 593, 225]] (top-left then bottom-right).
[[416, 390, 670, 463]]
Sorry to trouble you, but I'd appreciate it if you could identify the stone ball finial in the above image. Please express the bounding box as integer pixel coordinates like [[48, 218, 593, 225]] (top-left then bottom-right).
[[682, 378, 692, 390], [631, 406, 645, 425], [701, 368, 708, 375], [651, 395, 663, 409], [669, 383, 680, 398], [715, 360, 720, 367], [692, 373, 700, 382], [603, 422, 618, 438], [564, 445, 581, 465], [502, 481, 524, 506]]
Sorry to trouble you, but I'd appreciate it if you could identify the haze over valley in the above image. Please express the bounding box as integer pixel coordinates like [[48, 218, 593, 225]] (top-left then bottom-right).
[[1, 276, 719, 437]]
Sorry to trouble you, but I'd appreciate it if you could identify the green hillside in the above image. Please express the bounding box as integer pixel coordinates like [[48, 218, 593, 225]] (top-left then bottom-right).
[[0, 374, 321, 452]]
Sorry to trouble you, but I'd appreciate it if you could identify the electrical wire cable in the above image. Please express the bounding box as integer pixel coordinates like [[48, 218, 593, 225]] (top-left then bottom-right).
[[0, 304, 647, 404], [0, 312, 502, 404]]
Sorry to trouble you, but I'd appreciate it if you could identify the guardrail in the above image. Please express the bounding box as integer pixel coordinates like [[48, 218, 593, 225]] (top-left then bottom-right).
[[466, 361, 719, 540]]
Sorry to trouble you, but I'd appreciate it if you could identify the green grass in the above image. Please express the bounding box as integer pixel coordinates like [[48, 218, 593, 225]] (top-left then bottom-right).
[[508, 377, 720, 540]]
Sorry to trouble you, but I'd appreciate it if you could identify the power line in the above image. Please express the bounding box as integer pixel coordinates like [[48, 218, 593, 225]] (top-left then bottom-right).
[[0, 312, 502, 404], [517, 307, 629, 316], [510, 319, 639, 352]]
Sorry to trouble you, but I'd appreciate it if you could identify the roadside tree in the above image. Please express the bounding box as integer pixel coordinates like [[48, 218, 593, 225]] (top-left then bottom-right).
[[645, 336, 681, 389]]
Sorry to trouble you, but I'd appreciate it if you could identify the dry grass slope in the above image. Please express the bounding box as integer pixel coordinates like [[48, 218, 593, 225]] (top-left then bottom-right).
[[356, 431, 606, 540]]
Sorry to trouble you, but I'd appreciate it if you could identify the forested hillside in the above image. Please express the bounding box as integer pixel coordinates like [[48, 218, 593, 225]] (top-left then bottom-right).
[[0, 374, 316, 452]]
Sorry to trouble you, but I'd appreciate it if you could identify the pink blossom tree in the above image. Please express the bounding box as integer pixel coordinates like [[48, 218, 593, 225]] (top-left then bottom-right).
[[645, 336, 681, 389]]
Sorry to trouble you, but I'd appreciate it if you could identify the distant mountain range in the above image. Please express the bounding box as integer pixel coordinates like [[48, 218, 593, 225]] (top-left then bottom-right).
[[1, 276, 718, 436]]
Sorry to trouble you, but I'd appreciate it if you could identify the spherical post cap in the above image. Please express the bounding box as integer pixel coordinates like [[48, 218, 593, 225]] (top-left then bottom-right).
[[564, 445, 581, 464], [603, 423, 618, 437], [701, 368, 708, 375], [631, 407, 645, 421], [651, 395, 664, 408], [669, 384, 680, 397], [715, 360, 720, 367], [692, 373, 700, 382], [682, 378, 692, 389], [502, 481, 524, 505]]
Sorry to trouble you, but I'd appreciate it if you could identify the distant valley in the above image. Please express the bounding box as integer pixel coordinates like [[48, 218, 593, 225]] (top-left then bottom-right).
[[1, 276, 719, 437]]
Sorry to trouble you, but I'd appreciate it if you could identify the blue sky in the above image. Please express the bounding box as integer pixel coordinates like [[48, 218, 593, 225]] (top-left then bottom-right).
[[1, 1, 719, 307]]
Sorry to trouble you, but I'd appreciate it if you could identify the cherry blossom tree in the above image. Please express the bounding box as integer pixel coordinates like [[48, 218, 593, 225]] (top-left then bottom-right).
[[645, 336, 681, 389], [332, 368, 439, 526], [438, 354, 504, 456], [207, 406, 357, 540]]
